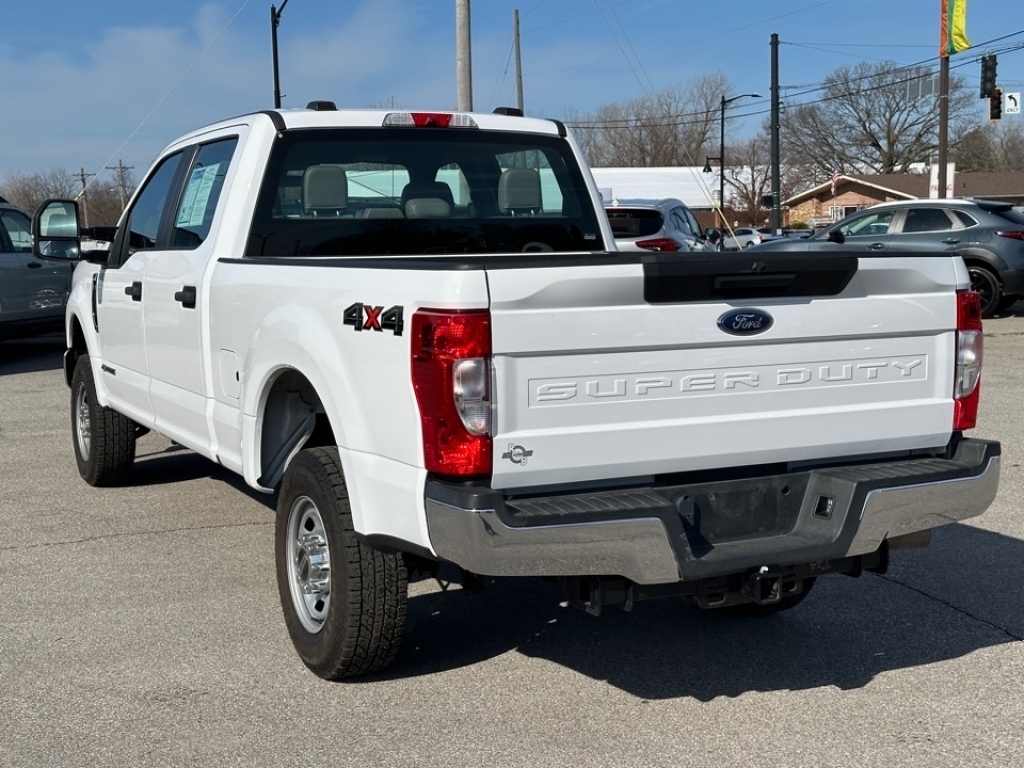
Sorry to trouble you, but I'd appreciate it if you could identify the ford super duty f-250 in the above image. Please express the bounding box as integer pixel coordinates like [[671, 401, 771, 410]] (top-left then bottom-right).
[[38, 103, 1000, 679]]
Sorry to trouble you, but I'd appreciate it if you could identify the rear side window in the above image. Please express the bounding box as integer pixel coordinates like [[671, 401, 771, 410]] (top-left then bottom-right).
[[900, 208, 956, 233], [246, 127, 604, 257], [606, 209, 663, 239], [0, 209, 32, 253]]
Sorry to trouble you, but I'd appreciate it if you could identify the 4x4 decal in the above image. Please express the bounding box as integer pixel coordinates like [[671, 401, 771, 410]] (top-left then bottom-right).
[[343, 303, 404, 336]]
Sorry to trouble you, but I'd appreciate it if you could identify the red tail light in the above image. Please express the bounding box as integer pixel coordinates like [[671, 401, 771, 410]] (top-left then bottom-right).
[[996, 230, 1024, 241], [953, 289, 983, 431], [635, 238, 683, 252], [411, 309, 492, 477]]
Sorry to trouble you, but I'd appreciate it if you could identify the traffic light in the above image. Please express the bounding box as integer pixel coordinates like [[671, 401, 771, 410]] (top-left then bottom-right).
[[990, 88, 1003, 121], [980, 55, 998, 98]]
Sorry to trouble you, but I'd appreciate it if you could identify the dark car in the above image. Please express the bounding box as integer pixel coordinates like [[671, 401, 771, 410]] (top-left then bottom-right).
[[0, 197, 77, 341], [756, 198, 1024, 317]]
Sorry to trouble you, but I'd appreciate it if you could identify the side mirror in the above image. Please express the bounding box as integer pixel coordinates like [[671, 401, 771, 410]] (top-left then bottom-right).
[[826, 229, 845, 244], [32, 199, 81, 261], [704, 227, 722, 244]]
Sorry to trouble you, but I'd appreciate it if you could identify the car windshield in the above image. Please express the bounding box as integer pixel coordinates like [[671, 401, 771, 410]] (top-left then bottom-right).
[[246, 127, 605, 257], [604, 208, 663, 239]]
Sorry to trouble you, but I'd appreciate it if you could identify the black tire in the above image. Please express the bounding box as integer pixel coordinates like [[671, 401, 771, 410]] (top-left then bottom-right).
[[70, 354, 136, 486], [967, 265, 1002, 318], [276, 447, 408, 680], [714, 577, 816, 617]]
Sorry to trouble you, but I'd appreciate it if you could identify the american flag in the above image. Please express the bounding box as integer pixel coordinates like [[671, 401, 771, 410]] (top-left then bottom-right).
[[831, 163, 840, 197]]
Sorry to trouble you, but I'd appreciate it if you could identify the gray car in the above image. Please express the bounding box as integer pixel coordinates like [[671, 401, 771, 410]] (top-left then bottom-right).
[[603, 197, 717, 253], [0, 197, 76, 341], [756, 198, 1024, 317]]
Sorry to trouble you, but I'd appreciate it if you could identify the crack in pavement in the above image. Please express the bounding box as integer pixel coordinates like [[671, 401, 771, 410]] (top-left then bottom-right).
[[0, 520, 273, 552]]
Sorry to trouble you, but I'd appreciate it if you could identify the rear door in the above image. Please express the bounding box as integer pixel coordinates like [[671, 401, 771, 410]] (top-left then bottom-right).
[[888, 206, 966, 254], [486, 253, 961, 491], [0, 211, 28, 324]]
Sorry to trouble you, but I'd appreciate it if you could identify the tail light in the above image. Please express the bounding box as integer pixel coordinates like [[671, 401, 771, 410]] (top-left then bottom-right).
[[411, 309, 492, 476], [635, 237, 683, 252], [383, 112, 479, 128], [996, 230, 1024, 241], [953, 289, 983, 431]]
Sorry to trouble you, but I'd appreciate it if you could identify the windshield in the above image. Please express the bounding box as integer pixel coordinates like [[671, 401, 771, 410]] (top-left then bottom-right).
[[245, 127, 605, 257]]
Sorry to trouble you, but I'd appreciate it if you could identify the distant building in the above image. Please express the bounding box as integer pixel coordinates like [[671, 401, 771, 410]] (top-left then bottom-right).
[[786, 172, 1024, 228]]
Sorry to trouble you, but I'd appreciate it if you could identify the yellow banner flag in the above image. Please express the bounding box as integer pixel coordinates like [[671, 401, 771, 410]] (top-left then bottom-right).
[[942, 0, 971, 56]]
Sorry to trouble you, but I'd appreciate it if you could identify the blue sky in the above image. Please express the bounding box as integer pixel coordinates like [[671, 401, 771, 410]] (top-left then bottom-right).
[[1, 0, 1019, 184]]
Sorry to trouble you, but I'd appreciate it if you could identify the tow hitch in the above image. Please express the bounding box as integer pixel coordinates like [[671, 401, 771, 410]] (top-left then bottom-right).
[[742, 566, 783, 605]]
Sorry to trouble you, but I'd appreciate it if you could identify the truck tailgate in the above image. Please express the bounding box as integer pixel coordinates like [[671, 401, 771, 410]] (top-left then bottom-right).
[[486, 254, 962, 491]]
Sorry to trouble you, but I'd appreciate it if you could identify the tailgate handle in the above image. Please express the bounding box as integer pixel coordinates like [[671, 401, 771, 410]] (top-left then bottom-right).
[[174, 285, 197, 309], [713, 273, 795, 292]]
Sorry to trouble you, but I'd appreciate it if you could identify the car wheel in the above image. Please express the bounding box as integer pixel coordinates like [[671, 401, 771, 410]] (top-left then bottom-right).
[[276, 447, 408, 680], [712, 577, 816, 617], [70, 354, 136, 486], [967, 265, 1002, 318], [743, 241, 755, 248]]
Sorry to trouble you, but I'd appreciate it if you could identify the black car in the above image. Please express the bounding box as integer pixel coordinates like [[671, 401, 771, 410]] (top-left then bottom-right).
[[756, 198, 1024, 317]]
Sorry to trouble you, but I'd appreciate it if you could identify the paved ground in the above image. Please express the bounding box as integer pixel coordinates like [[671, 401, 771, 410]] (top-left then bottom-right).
[[1, 322, 1023, 768]]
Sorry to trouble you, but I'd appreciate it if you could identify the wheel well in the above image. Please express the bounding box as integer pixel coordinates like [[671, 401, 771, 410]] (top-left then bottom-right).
[[257, 369, 336, 489], [64, 316, 89, 387]]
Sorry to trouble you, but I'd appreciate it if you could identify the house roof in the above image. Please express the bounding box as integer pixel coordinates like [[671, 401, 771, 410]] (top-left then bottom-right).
[[784, 171, 1024, 206]]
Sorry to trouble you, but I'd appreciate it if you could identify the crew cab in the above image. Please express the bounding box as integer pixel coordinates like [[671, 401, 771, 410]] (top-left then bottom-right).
[[44, 103, 1000, 680]]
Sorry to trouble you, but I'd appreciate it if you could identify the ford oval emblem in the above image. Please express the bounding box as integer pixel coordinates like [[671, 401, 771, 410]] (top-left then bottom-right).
[[718, 309, 774, 336]]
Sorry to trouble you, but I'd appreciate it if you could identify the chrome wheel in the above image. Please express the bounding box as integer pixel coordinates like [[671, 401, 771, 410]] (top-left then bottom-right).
[[285, 495, 332, 634], [74, 381, 92, 462]]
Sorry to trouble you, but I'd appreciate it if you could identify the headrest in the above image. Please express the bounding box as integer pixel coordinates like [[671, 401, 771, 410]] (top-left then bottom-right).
[[303, 165, 348, 212], [498, 168, 542, 212], [400, 181, 454, 209], [405, 198, 451, 218]]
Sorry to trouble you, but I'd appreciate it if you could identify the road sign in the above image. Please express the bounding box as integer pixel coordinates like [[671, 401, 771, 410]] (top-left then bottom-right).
[[1005, 93, 1021, 115]]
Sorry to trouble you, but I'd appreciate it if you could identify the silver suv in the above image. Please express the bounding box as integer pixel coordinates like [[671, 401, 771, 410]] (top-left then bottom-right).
[[0, 198, 76, 341], [757, 198, 1024, 317], [603, 197, 717, 253]]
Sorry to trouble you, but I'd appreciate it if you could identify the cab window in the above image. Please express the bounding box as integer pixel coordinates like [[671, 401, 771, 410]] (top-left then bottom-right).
[[172, 138, 238, 248]]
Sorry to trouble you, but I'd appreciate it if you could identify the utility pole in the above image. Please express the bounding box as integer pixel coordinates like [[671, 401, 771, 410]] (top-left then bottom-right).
[[513, 8, 524, 113], [769, 33, 782, 234], [456, 0, 473, 111], [937, 55, 949, 199], [271, 0, 289, 109], [106, 160, 134, 210], [74, 167, 95, 228]]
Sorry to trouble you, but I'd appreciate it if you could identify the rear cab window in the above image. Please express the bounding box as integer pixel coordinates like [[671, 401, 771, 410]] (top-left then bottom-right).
[[246, 127, 604, 257]]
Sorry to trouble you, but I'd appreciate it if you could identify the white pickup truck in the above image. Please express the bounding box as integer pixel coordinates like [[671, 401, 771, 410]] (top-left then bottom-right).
[[40, 103, 1000, 680]]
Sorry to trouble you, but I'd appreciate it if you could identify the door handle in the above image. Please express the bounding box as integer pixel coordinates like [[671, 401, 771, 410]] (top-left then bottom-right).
[[125, 281, 142, 301], [869, 242, 886, 250], [174, 285, 197, 309], [942, 238, 961, 244], [27, 261, 42, 269]]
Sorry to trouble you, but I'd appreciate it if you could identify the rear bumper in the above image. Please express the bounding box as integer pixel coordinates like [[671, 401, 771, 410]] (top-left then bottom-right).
[[424, 439, 1000, 585]]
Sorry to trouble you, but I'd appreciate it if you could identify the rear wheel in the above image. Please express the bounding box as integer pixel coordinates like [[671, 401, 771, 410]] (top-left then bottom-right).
[[276, 447, 408, 679], [70, 354, 136, 486], [967, 265, 1002, 318]]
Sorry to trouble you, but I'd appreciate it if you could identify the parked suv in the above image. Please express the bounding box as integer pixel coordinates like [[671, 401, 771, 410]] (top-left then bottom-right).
[[603, 197, 717, 253], [0, 197, 77, 341], [755, 198, 1024, 317]]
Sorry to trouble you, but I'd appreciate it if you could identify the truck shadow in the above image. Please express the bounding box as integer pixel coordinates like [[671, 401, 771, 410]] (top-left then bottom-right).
[[0, 333, 65, 375], [382, 524, 1023, 700]]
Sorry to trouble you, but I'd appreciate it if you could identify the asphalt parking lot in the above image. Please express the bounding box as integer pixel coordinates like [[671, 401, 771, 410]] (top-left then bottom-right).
[[1, 322, 1023, 768]]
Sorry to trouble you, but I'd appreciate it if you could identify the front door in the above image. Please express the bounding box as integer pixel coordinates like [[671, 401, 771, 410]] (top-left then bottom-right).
[[96, 151, 186, 425]]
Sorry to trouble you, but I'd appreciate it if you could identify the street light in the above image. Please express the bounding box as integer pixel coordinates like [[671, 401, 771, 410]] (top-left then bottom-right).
[[704, 92, 760, 228], [271, 0, 290, 109]]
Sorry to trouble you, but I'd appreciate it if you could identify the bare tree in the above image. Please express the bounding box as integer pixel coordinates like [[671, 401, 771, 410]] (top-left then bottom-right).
[[567, 73, 731, 167], [1, 167, 78, 214], [952, 121, 1024, 172], [780, 61, 975, 176]]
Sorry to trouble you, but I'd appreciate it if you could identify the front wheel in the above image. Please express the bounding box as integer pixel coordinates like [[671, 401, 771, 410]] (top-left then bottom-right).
[[275, 447, 408, 680], [968, 265, 1002, 318], [70, 354, 136, 486]]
